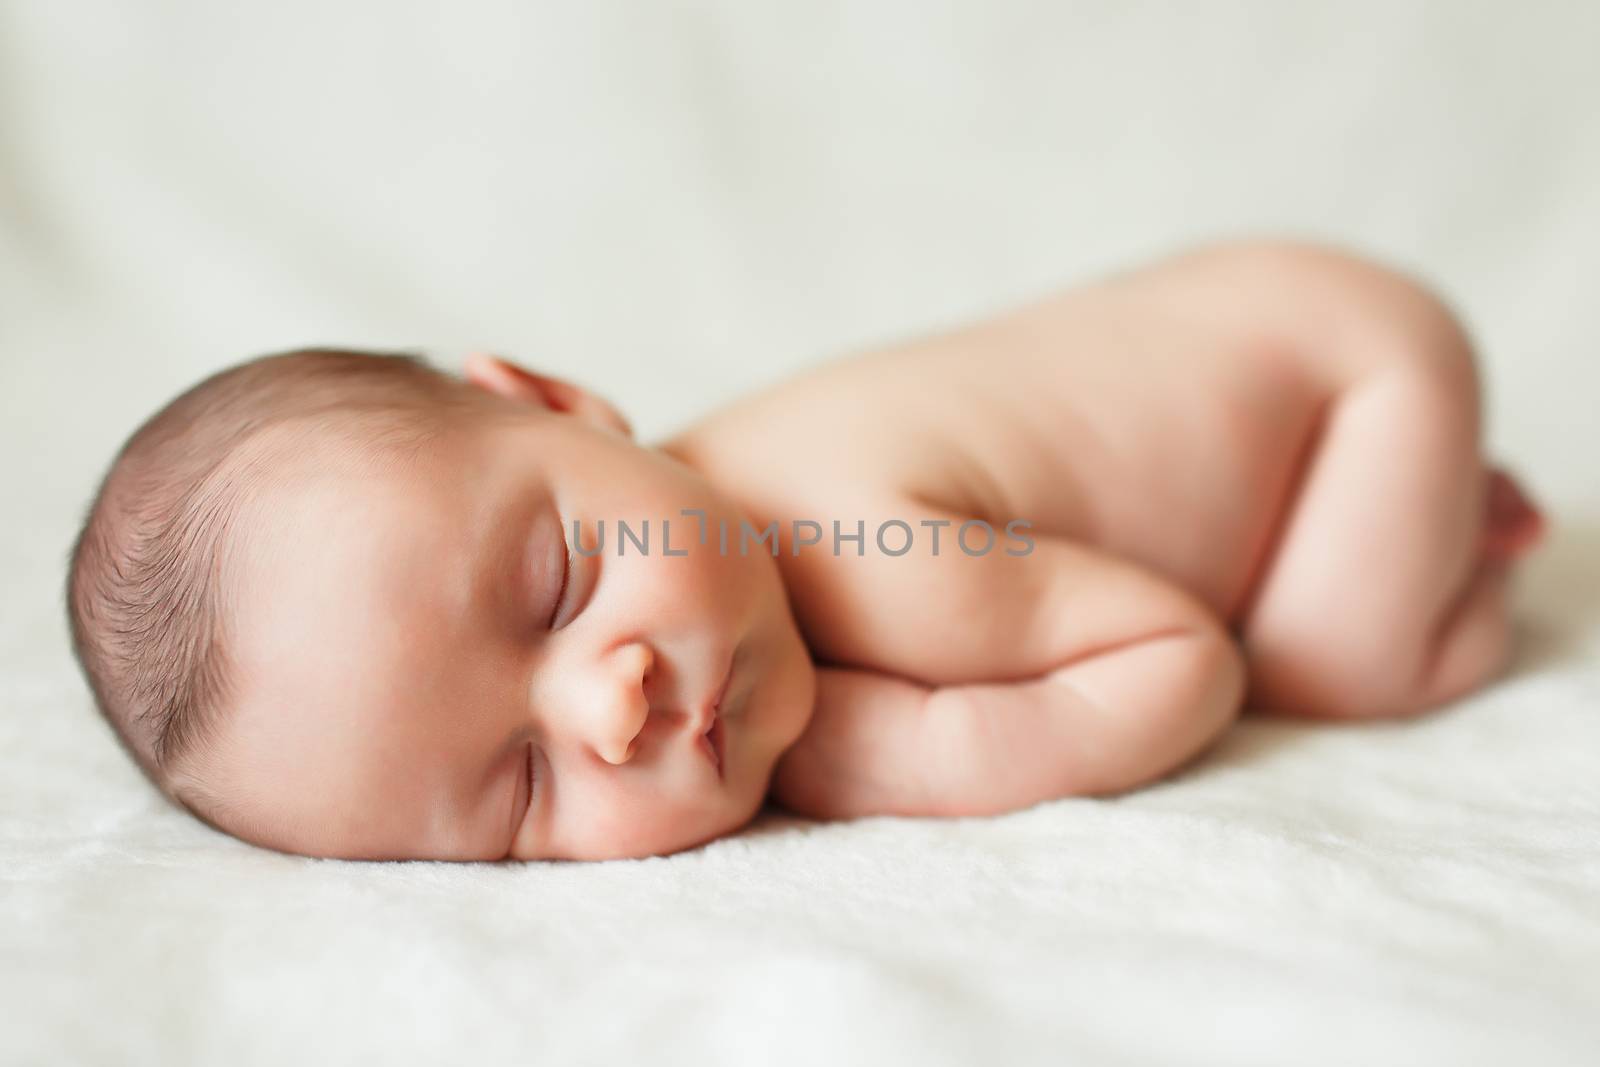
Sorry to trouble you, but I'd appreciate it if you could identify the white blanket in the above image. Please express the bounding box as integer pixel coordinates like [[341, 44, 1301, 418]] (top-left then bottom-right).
[[3, 3, 1598, 1064]]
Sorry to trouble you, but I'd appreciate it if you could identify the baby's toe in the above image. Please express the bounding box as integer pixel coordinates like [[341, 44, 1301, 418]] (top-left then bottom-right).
[[1480, 466, 1548, 562]]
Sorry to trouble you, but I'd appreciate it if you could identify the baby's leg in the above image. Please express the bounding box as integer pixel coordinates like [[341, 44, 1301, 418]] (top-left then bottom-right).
[[1237, 349, 1545, 720]]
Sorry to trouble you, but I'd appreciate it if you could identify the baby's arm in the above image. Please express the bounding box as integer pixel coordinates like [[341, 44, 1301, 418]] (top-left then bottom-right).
[[770, 498, 1245, 820]]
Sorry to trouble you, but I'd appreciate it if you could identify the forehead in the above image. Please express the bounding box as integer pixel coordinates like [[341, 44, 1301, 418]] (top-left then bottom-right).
[[200, 421, 537, 856]]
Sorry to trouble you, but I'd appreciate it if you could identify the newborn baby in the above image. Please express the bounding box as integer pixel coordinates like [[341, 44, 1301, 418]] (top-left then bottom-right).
[[65, 239, 1548, 863]]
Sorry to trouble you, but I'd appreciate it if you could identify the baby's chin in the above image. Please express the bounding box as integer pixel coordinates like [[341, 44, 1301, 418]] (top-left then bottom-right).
[[664, 804, 766, 859], [677, 751, 791, 856], [555, 808, 760, 863], [671, 762, 778, 855]]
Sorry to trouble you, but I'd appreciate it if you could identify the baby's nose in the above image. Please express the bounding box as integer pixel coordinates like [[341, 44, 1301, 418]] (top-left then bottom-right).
[[586, 642, 655, 765]]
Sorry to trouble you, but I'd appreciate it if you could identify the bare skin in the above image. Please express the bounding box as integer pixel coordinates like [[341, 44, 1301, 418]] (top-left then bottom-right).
[[190, 238, 1547, 860], [658, 239, 1548, 821]]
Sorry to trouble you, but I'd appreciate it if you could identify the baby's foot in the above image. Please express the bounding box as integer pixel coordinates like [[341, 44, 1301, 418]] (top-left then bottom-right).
[[1479, 465, 1547, 564]]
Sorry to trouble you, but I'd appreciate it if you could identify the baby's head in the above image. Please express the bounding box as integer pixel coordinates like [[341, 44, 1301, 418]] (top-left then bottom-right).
[[66, 349, 815, 861]]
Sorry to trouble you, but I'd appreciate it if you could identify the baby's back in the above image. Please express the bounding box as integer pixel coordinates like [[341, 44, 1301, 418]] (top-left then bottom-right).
[[662, 243, 1364, 625]]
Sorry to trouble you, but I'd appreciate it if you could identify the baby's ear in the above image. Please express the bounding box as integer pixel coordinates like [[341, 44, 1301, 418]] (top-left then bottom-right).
[[463, 354, 634, 439]]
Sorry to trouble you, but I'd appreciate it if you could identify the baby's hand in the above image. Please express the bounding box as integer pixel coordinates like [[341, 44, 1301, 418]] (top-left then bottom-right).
[[770, 667, 941, 818]]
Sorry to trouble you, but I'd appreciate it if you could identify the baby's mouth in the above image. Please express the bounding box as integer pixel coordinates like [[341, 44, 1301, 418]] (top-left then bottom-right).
[[703, 714, 726, 779], [695, 648, 737, 780]]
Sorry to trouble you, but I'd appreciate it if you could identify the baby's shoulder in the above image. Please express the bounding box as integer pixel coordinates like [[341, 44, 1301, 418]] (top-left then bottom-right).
[[661, 364, 951, 500]]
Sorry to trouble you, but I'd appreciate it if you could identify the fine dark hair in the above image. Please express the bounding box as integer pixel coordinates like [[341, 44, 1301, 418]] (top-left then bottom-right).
[[64, 347, 484, 815]]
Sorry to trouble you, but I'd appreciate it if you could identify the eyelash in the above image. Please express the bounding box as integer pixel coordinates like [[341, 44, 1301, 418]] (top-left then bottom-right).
[[547, 546, 571, 629], [516, 534, 568, 834], [524, 743, 538, 810]]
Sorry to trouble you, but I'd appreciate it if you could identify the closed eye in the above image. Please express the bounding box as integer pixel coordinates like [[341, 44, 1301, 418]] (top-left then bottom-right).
[[511, 741, 538, 843], [524, 743, 538, 811], [548, 544, 571, 629]]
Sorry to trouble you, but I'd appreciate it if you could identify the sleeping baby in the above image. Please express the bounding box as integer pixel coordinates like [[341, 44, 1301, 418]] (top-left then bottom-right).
[[64, 239, 1548, 862]]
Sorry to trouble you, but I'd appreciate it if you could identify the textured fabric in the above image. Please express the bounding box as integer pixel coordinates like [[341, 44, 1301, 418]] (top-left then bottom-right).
[[3, 3, 1598, 1064]]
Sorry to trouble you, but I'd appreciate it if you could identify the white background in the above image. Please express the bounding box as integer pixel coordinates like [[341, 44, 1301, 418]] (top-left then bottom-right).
[[3, 3, 1597, 1065]]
